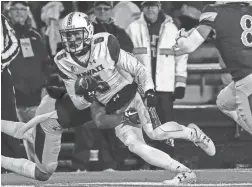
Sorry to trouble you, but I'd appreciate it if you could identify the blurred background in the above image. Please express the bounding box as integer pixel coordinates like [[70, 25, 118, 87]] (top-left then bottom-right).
[[1, 1, 252, 173]]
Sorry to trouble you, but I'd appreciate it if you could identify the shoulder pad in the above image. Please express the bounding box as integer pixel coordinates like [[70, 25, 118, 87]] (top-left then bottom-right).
[[55, 51, 67, 61], [53, 51, 69, 80], [93, 33, 110, 44], [94, 37, 104, 44]]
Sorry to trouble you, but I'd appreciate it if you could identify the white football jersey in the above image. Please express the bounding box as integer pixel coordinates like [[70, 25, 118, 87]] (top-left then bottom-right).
[[54, 32, 154, 110]]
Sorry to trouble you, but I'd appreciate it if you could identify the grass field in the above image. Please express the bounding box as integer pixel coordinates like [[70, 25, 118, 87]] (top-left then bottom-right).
[[2, 169, 252, 187]]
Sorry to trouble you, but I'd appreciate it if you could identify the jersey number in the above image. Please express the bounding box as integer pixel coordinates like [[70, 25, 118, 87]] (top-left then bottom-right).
[[240, 15, 252, 47], [93, 75, 110, 93]]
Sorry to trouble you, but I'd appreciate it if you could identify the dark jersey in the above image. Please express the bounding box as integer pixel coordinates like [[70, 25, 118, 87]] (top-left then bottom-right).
[[199, 3, 252, 81]]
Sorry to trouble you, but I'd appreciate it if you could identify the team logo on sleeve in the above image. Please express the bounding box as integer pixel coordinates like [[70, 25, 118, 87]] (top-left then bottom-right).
[[71, 66, 78, 72]]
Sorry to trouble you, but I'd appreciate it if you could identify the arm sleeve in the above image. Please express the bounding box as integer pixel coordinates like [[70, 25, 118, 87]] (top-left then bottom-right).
[[175, 54, 188, 87], [62, 78, 91, 110], [107, 34, 154, 92], [1, 16, 19, 65], [199, 5, 218, 28], [117, 50, 154, 92]]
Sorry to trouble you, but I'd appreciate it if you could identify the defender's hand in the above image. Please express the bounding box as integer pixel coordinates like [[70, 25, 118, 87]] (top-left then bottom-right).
[[144, 89, 158, 107]]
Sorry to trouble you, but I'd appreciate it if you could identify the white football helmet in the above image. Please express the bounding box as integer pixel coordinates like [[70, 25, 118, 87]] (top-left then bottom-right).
[[59, 12, 94, 55]]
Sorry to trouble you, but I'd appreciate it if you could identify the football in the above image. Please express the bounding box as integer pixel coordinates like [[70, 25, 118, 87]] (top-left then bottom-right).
[[75, 76, 98, 102]]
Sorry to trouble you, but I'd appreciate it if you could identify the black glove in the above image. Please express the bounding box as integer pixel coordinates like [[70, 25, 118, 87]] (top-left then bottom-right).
[[46, 86, 67, 99], [123, 108, 140, 125], [45, 74, 66, 99], [75, 76, 98, 103], [144, 89, 158, 107], [173, 87, 185, 100]]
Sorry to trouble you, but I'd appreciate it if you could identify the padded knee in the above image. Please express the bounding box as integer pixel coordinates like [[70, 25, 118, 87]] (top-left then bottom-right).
[[216, 84, 236, 112], [35, 167, 52, 181], [128, 141, 137, 153], [216, 95, 236, 118], [36, 161, 58, 180], [216, 95, 225, 111], [116, 124, 145, 147], [127, 139, 146, 154]]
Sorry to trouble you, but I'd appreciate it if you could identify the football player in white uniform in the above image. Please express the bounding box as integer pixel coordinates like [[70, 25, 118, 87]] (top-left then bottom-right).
[[52, 12, 216, 184], [1, 76, 187, 183], [1, 75, 128, 181]]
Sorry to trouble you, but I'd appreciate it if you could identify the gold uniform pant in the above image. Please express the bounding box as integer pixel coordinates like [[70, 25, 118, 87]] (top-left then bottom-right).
[[217, 73, 252, 135]]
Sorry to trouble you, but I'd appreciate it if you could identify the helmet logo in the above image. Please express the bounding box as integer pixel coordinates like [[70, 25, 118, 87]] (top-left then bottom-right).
[[67, 13, 75, 26], [84, 16, 91, 26]]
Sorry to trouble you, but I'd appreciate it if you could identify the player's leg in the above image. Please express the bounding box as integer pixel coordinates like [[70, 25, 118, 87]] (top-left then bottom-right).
[[1, 120, 61, 181], [33, 119, 63, 181], [216, 82, 237, 119], [234, 74, 252, 134], [1, 120, 24, 138], [1, 155, 37, 179], [115, 123, 196, 184], [133, 93, 216, 156], [115, 123, 191, 173], [1, 120, 34, 143], [133, 93, 194, 140], [1, 125, 37, 179], [216, 80, 252, 134]]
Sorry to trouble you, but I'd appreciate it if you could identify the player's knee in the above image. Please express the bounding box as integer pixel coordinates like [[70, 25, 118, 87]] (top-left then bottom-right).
[[128, 142, 137, 153], [35, 162, 58, 181], [35, 167, 52, 181], [216, 93, 226, 111], [146, 131, 159, 140], [127, 139, 142, 153]]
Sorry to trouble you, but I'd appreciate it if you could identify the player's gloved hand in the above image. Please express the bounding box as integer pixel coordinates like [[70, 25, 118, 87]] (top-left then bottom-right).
[[75, 76, 98, 103], [123, 108, 140, 125], [144, 89, 158, 107], [45, 74, 66, 99], [173, 87, 186, 100], [46, 86, 67, 99]]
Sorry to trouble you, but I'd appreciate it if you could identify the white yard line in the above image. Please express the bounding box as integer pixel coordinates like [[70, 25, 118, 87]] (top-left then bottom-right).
[[56, 168, 252, 174], [193, 169, 252, 173], [3, 186, 36, 187], [4, 182, 252, 187]]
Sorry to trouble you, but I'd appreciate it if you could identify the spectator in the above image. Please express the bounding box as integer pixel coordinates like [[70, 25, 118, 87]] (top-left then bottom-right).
[[92, 1, 133, 52], [71, 1, 133, 171], [41, 1, 65, 56], [7, 1, 50, 123], [1, 14, 22, 173], [112, 1, 141, 30], [127, 1, 188, 168]]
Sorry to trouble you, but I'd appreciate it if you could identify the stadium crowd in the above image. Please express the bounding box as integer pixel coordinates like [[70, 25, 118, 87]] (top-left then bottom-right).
[[2, 1, 249, 178]]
